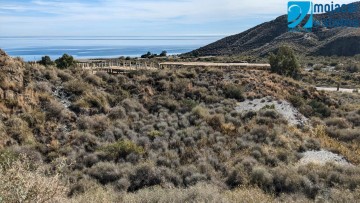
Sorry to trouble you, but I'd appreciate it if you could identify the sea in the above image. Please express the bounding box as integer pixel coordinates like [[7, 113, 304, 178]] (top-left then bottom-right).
[[0, 36, 224, 61]]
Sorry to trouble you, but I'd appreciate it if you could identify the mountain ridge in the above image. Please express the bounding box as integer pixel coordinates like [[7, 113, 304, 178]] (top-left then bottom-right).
[[185, 2, 360, 57]]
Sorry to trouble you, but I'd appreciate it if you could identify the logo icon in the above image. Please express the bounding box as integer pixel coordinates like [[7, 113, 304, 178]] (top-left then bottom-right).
[[288, 1, 313, 30]]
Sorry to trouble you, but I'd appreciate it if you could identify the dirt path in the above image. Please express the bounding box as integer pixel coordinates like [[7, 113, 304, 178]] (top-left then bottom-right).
[[316, 87, 358, 93]]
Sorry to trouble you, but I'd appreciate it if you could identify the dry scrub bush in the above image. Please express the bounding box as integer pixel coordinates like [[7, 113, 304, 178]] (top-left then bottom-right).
[[6, 117, 35, 145], [64, 80, 90, 96], [0, 154, 67, 203], [43, 69, 59, 81], [346, 111, 360, 126], [325, 117, 351, 129], [68, 179, 120, 203], [250, 167, 273, 192], [122, 183, 227, 203], [57, 70, 74, 82], [69, 186, 119, 203], [34, 82, 52, 93], [326, 188, 360, 202], [79, 92, 110, 112], [128, 163, 162, 191], [43, 100, 67, 120], [326, 127, 360, 142], [122, 183, 276, 203], [78, 114, 110, 133], [85, 74, 102, 86], [122, 98, 147, 114], [87, 162, 121, 184], [192, 106, 210, 120], [223, 84, 245, 101], [108, 106, 127, 120], [95, 71, 110, 82]]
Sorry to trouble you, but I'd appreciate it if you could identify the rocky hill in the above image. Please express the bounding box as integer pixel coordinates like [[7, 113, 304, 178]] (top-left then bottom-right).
[[0, 49, 360, 202], [185, 2, 360, 57]]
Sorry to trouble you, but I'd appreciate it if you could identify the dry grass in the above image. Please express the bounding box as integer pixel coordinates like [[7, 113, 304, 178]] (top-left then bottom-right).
[[69, 184, 120, 203], [122, 184, 275, 203], [311, 125, 360, 165], [0, 154, 68, 203], [224, 187, 276, 203]]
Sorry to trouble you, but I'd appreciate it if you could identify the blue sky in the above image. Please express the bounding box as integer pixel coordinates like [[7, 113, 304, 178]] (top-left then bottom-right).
[[0, 0, 356, 36]]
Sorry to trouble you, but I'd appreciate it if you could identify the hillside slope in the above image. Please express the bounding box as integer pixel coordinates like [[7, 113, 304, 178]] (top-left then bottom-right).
[[0, 49, 360, 202], [186, 2, 360, 57]]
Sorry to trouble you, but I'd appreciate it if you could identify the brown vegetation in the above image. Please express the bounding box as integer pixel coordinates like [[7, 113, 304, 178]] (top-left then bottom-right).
[[0, 50, 359, 202]]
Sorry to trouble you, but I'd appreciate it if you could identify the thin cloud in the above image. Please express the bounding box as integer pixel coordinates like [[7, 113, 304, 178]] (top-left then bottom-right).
[[0, 0, 357, 36]]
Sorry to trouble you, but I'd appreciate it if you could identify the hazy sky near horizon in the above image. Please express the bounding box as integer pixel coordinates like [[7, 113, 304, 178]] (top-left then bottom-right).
[[0, 0, 357, 36]]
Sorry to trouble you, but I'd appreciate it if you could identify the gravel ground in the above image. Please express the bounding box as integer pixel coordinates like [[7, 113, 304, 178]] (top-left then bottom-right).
[[298, 150, 351, 166], [235, 97, 308, 126], [316, 87, 358, 93]]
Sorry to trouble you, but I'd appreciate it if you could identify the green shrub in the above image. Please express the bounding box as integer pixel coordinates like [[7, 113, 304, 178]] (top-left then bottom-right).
[[259, 109, 279, 119], [55, 54, 76, 69], [308, 100, 331, 118], [288, 95, 305, 108], [148, 130, 163, 139], [38, 56, 54, 67], [269, 46, 300, 79], [181, 99, 198, 112], [99, 140, 144, 160], [261, 104, 275, 110], [160, 51, 167, 57], [223, 84, 245, 101]]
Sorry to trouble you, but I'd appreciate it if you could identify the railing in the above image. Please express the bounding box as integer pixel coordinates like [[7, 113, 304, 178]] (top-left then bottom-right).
[[78, 61, 271, 73], [77, 61, 159, 73]]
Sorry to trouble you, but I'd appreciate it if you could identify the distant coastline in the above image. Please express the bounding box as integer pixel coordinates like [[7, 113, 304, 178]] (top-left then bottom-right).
[[0, 35, 224, 61]]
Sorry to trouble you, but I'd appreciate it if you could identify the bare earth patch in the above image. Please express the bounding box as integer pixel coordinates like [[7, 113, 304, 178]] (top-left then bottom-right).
[[235, 97, 308, 126], [298, 150, 351, 166], [316, 87, 358, 93]]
